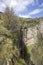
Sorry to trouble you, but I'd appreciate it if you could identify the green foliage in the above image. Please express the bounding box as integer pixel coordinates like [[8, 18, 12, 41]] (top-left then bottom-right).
[[2, 7, 19, 32]]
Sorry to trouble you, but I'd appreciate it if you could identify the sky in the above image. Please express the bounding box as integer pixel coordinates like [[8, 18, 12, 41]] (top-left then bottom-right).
[[0, 0, 43, 18]]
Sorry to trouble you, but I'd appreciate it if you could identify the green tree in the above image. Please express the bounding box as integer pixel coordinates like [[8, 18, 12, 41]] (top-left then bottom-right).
[[2, 7, 19, 32]]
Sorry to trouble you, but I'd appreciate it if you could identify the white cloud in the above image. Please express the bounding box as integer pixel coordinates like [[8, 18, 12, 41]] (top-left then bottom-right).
[[29, 9, 43, 15], [0, 0, 41, 18], [18, 14, 32, 18], [0, 2, 6, 12], [19, 8, 43, 18], [3, 0, 35, 12]]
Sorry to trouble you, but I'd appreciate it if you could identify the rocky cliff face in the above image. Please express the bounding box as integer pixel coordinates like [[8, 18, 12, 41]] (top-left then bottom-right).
[[23, 20, 43, 46]]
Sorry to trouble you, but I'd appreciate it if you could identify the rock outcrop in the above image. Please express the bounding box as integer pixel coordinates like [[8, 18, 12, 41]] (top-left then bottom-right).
[[23, 20, 43, 45]]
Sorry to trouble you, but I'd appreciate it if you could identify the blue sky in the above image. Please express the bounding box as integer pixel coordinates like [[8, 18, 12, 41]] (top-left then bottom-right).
[[0, 0, 43, 18]]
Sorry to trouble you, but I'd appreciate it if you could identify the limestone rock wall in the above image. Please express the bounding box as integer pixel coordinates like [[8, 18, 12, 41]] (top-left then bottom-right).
[[23, 21, 43, 45]]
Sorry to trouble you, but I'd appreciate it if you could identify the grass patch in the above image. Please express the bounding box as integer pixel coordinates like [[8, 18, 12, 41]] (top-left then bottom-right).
[[27, 44, 34, 55]]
